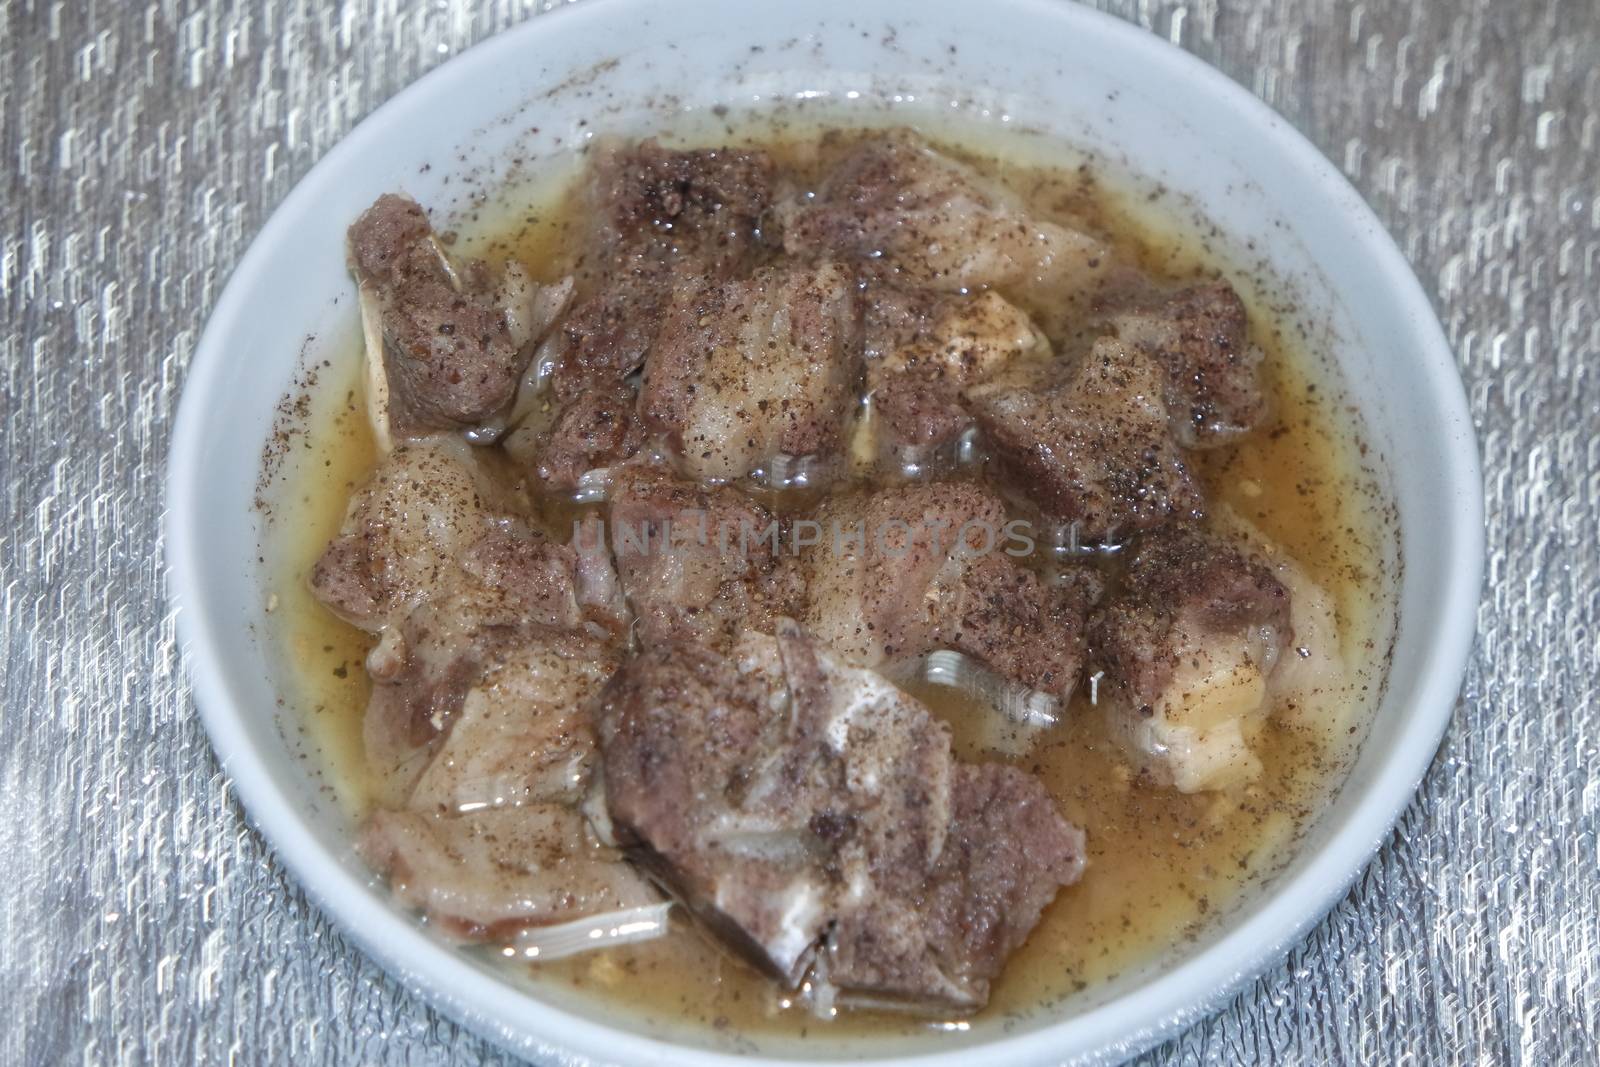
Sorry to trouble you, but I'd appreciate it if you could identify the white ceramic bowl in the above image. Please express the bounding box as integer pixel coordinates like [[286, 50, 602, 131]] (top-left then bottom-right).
[[166, 0, 1483, 1063]]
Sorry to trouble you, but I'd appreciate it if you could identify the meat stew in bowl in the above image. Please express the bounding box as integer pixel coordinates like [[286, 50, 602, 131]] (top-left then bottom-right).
[[263, 122, 1394, 1040]]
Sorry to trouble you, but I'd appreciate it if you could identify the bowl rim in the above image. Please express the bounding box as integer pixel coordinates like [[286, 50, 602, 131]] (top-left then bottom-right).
[[165, 1, 1485, 1063]]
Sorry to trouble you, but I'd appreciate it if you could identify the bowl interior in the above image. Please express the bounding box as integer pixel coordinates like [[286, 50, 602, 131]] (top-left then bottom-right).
[[167, 1, 1482, 1064]]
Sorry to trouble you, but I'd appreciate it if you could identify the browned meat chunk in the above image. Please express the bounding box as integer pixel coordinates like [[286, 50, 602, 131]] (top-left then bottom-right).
[[307, 535, 384, 627], [307, 441, 593, 802], [596, 623, 1084, 1009], [545, 293, 659, 400], [967, 337, 1204, 542], [781, 129, 1106, 295], [941, 553, 1102, 697], [1092, 524, 1292, 704], [827, 761, 1082, 1003], [862, 287, 1049, 460], [457, 527, 589, 629], [640, 262, 861, 483], [348, 194, 532, 439], [1114, 282, 1267, 448], [604, 466, 786, 648], [1088, 524, 1293, 792], [347, 193, 432, 280], [504, 144, 779, 491], [798, 482, 1096, 696], [594, 141, 777, 289], [510, 379, 645, 494], [864, 288, 1045, 384], [567, 140, 779, 386], [871, 377, 972, 453], [307, 435, 576, 630], [355, 575, 591, 805]]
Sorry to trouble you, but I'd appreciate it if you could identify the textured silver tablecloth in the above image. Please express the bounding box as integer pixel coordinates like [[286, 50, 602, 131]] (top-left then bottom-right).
[[2, 0, 1595, 1063]]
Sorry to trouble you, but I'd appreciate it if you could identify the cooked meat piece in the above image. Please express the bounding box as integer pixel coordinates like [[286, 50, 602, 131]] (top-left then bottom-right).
[[458, 527, 586, 630], [799, 482, 1094, 695], [871, 377, 973, 454], [359, 633, 503, 797], [504, 143, 779, 489], [347, 193, 432, 281], [593, 140, 777, 289], [940, 553, 1102, 697], [640, 261, 861, 483], [564, 140, 779, 387], [359, 578, 584, 805], [350, 557, 654, 949], [862, 287, 1049, 455], [800, 481, 1003, 666], [352, 567, 656, 950], [967, 337, 1205, 542], [410, 628, 619, 814], [309, 438, 536, 632], [600, 630, 879, 983], [781, 129, 1107, 295], [596, 622, 1084, 1008], [545, 292, 661, 400], [1215, 509, 1348, 727], [606, 466, 785, 647], [1092, 524, 1291, 701], [309, 441, 581, 639], [349, 194, 541, 443], [1088, 523, 1293, 792], [359, 805, 658, 942], [308, 440, 596, 802], [505, 378, 645, 494], [359, 596, 496, 802], [1114, 282, 1267, 448], [864, 288, 1047, 383], [826, 762, 1082, 1006], [307, 535, 384, 627]]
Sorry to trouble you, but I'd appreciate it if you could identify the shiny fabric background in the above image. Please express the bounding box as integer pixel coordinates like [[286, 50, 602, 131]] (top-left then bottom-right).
[[1, 0, 1594, 1063]]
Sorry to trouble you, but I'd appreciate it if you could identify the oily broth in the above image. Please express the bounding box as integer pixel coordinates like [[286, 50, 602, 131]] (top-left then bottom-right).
[[264, 353, 378, 818], [262, 120, 1393, 1045]]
